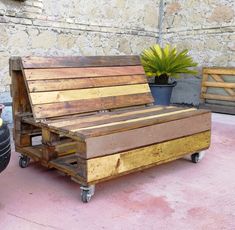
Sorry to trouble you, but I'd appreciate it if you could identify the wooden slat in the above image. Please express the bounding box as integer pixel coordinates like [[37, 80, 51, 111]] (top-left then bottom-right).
[[81, 111, 210, 158], [72, 108, 196, 132], [203, 81, 235, 88], [55, 142, 79, 156], [42, 128, 60, 162], [33, 93, 153, 119], [55, 106, 175, 131], [30, 84, 150, 105], [10, 57, 21, 71], [78, 109, 202, 137], [15, 145, 42, 161], [200, 73, 209, 103], [210, 74, 235, 96], [10, 69, 32, 141], [27, 75, 147, 92], [49, 155, 87, 185], [46, 106, 167, 128], [202, 93, 235, 101], [22, 56, 141, 69], [24, 66, 145, 80], [203, 68, 235, 75], [85, 131, 211, 183]]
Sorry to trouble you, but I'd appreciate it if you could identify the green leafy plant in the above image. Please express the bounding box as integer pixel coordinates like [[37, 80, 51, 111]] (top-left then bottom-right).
[[141, 44, 198, 85]]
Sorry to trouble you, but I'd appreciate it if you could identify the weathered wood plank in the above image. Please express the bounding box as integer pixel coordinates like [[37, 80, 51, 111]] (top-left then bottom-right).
[[34, 93, 153, 119], [49, 155, 87, 184], [46, 106, 166, 128], [15, 132, 31, 147], [55, 142, 81, 156], [22, 56, 141, 69], [77, 108, 202, 137], [10, 71, 32, 115], [10, 69, 32, 140], [59, 106, 178, 131], [202, 93, 235, 101], [203, 82, 235, 88], [42, 128, 60, 162], [15, 145, 42, 161], [81, 112, 211, 158], [30, 84, 150, 105], [27, 75, 147, 92], [203, 68, 235, 75], [33, 93, 153, 119], [22, 115, 41, 127], [200, 73, 209, 103], [85, 131, 211, 183], [72, 108, 196, 132], [24, 66, 145, 80], [9, 57, 21, 71]]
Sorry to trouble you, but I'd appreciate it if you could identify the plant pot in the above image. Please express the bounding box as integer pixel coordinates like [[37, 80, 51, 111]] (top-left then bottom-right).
[[149, 81, 177, 106], [0, 104, 11, 173]]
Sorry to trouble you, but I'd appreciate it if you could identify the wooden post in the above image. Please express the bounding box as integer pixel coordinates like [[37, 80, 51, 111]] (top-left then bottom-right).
[[10, 57, 32, 145], [42, 128, 60, 163]]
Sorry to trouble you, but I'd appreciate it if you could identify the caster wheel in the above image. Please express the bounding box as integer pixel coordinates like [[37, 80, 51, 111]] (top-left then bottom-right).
[[81, 190, 91, 203], [80, 185, 95, 203], [19, 155, 30, 168], [191, 151, 205, 163]]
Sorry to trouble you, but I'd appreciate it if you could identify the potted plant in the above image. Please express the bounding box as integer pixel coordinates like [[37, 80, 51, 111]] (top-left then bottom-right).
[[141, 44, 198, 105]]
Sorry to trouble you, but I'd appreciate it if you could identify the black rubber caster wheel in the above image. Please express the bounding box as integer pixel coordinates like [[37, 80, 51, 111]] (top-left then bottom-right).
[[81, 190, 91, 203], [191, 151, 205, 163], [80, 185, 95, 203], [191, 153, 200, 163], [19, 155, 30, 168]]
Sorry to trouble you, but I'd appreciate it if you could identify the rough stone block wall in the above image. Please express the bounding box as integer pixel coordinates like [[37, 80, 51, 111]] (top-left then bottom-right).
[[0, 0, 158, 122], [0, 0, 234, 122], [163, 0, 235, 105]]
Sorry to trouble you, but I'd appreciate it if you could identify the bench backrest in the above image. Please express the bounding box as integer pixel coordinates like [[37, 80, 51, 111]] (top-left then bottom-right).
[[21, 56, 153, 121]]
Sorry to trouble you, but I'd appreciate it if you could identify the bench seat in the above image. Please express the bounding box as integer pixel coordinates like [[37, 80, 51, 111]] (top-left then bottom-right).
[[43, 106, 210, 159]]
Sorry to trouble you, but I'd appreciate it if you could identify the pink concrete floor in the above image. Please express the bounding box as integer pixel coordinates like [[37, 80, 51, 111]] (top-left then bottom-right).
[[0, 113, 235, 230]]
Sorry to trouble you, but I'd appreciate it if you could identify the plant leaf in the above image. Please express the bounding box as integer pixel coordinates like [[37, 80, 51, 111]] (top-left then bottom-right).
[[140, 44, 198, 80]]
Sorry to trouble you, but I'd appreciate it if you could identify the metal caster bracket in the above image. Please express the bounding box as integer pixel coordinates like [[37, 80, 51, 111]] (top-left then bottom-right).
[[19, 155, 30, 168], [80, 185, 95, 203]]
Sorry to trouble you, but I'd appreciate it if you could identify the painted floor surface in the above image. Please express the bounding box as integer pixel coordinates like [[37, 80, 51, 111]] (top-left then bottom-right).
[[0, 113, 235, 230]]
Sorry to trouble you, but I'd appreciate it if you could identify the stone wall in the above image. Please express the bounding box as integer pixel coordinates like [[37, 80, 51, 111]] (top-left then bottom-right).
[[163, 0, 235, 105], [0, 0, 159, 122], [0, 0, 234, 122]]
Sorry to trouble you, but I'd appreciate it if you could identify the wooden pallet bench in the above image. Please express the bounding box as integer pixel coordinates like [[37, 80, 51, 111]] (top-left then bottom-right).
[[200, 67, 235, 114], [10, 56, 211, 202]]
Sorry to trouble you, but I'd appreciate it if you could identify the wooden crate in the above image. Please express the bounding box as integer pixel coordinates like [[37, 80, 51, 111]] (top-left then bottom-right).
[[10, 56, 211, 203], [200, 67, 235, 114]]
